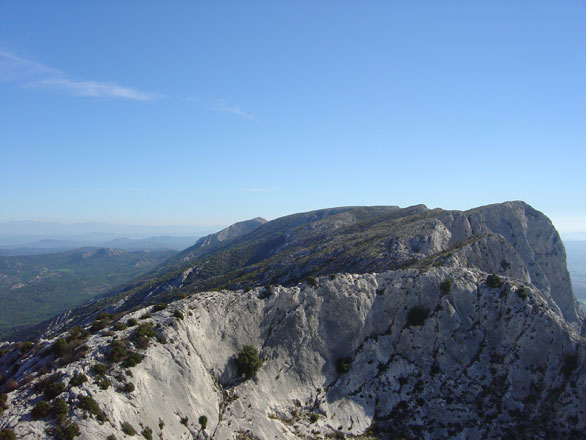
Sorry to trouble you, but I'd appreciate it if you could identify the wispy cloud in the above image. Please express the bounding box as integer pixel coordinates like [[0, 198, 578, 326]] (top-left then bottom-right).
[[213, 99, 255, 120], [0, 50, 157, 101]]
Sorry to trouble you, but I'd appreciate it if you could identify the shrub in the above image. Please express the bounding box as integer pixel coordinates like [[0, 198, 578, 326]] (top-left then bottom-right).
[[78, 395, 106, 422], [124, 382, 135, 393], [20, 341, 34, 352], [44, 381, 65, 400], [0, 393, 8, 413], [106, 435, 117, 440], [0, 428, 16, 440], [309, 413, 319, 423], [52, 398, 68, 417], [486, 274, 503, 288], [406, 305, 430, 327], [126, 318, 138, 327], [336, 357, 352, 374], [198, 415, 208, 429], [180, 416, 189, 426], [561, 353, 578, 379], [173, 310, 184, 320], [121, 422, 137, 436], [109, 340, 128, 363], [142, 427, 153, 440], [439, 278, 453, 294], [114, 321, 127, 331], [96, 376, 111, 390], [67, 326, 89, 342], [32, 400, 51, 419], [69, 373, 87, 387], [52, 338, 68, 357], [153, 303, 168, 312], [56, 420, 80, 440], [92, 363, 107, 376], [305, 276, 318, 287], [123, 352, 143, 368], [235, 345, 263, 379], [140, 312, 152, 320], [517, 286, 529, 300], [133, 323, 157, 349]]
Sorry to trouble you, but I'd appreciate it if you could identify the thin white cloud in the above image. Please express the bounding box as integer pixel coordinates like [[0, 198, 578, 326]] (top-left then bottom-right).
[[35, 78, 156, 101], [0, 50, 157, 101], [214, 99, 255, 120]]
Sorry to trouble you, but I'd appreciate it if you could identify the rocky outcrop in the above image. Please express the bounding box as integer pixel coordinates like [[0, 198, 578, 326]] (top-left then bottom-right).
[[193, 217, 267, 249], [1, 268, 584, 439]]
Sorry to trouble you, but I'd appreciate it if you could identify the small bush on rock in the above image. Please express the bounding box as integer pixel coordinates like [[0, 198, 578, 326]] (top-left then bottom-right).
[[439, 278, 453, 294], [305, 276, 318, 287], [121, 421, 137, 436], [199, 415, 208, 429], [32, 400, 51, 419], [406, 305, 430, 327], [141, 427, 153, 440], [0, 428, 16, 440], [126, 318, 138, 327], [123, 352, 143, 368], [486, 274, 503, 288], [236, 345, 263, 379], [44, 381, 65, 400], [78, 396, 106, 422], [336, 357, 352, 374], [173, 310, 184, 320], [124, 382, 135, 393], [153, 303, 168, 312], [52, 398, 68, 417], [517, 286, 529, 300], [69, 373, 87, 387]]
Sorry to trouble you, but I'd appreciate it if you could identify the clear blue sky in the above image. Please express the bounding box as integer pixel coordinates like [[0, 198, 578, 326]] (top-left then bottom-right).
[[1, 1, 585, 233]]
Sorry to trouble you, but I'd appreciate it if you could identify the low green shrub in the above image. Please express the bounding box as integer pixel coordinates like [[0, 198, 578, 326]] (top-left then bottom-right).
[[124, 382, 135, 393], [173, 310, 184, 320], [152, 303, 168, 312], [486, 274, 503, 288], [123, 352, 143, 368], [305, 276, 318, 287], [69, 373, 87, 387], [235, 345, 263, 379], [133, 323, 157, 349], [336, 357, 352, 374], [0, 428, 16, 440], [52, 398, 68, 417], [406, 305, 430, 327], [44, 381, 65, 400], [180, 416, 189, 426], [142, 427, 153, 440], [517, 286, 529, 300], [439, 278, 453, 294], [52, 338, 67, 357], [309, 413, 319, 423], [92, 363, 107, 376], [126, 318, 138, 327], [32, 400, 51, 419], [78, 395, 106, 422], [199, 415, 208, 429], [121, 421, 137, 436]]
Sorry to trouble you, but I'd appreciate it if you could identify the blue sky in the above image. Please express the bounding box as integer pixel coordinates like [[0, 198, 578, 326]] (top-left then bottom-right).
[[1, 1, 585, 234]]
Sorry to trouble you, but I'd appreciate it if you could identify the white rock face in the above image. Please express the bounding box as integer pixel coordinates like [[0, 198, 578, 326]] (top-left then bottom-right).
[[3, 267, 585, 439]]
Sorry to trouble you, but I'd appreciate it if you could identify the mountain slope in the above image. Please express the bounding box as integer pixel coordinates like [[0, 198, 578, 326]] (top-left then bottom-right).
[[44, 202, 582, 338], [0, 248, 176, 340], [1, 267, 584, 439]]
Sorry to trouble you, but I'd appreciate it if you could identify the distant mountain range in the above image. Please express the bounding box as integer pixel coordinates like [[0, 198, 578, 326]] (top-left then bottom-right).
[[0, 235, 199, 256]]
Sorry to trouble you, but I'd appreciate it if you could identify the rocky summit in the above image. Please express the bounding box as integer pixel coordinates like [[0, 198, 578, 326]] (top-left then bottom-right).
[[0, 202, 584, 439]]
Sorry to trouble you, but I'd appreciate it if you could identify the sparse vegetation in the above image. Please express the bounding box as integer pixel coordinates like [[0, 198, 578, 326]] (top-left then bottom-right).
[[78, 395, 107, 422], [69, 373, 87, 387], [406, 305, 430, 327], [44, 381, 66, 400], [133, 323, 157, 349], [122, 352, 143, 368], [0, 428, 16, 440], [52, 398, 68, 417], [309, 413, 319, 423], [173, 310, 184, 320], [517, 286, 529, 300], [152, 302, 168, 312], [121, 421, 137, 436], [32, 400, 51, 419], [180, 415, 189, 426], [199, 415, 208, 430], [439, 278, 453, 294], [236, 345, 263, 379], [336, 357, 352, 374], [123, 382, 135, 393], [305, 275, 318, 287], [126, 318, 138, 327], [486, 274, 503, 288], [92, 362, 107, 375], [141, 426, 153, 440]]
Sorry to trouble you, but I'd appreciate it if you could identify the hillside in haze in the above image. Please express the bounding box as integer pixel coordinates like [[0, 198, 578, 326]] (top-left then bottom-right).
[[566, 240, 586, 311], [0, 248, 176, 340], [0, 202, 584, 439]]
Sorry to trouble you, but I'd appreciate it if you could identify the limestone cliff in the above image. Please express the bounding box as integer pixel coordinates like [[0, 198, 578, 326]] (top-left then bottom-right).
[[1, 202, 584, 439]]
